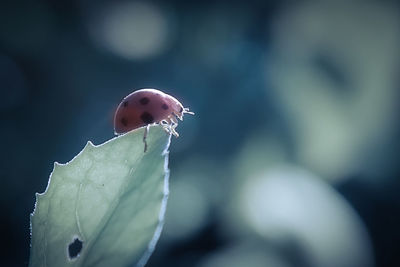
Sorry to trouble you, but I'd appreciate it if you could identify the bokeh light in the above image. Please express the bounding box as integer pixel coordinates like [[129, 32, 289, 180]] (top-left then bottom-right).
[[267, 1, 400, 181], [237, 166, 373, 267], [86, 1, 173, 60], [198, 241, 290, 267]]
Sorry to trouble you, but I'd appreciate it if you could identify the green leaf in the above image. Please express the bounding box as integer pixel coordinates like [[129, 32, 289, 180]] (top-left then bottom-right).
[[29, 126, 171, 267]]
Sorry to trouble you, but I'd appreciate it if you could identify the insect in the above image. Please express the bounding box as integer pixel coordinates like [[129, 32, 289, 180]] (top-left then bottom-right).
[[114, 88, 194, 152]]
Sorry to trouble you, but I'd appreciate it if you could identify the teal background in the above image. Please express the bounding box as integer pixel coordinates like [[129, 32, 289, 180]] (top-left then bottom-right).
[[1, 0, 399, 266]]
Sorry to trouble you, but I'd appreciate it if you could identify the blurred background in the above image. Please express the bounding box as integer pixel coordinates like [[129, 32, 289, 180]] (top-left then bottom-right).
[[1, 0, 399, 266]]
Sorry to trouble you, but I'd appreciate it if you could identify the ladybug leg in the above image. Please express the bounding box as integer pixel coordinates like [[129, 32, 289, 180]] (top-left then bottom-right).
[[160, 119, 173, 136], [160, 119, 171, 134], [171, 125, 179, 137], [160, 118, 179, 137], [160, 120, 169, 127], [143, 124, 150, 153], [170, 116, 179, 137]]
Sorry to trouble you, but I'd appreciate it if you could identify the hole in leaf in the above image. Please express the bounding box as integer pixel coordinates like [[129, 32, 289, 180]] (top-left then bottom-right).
[[68, 238, 83, 259]]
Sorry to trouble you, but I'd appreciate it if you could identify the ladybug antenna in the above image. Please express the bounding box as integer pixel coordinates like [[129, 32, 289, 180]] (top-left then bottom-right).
[[183, 107, 195, 115]]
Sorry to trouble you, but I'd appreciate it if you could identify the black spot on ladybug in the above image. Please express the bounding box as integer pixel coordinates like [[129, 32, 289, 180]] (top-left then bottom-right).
[[123, 101, 128, 107], [162, 103, 169, 110], [139, 97, 150, 105], [140, 112, 154, 124], [121, 117, 128, 126]]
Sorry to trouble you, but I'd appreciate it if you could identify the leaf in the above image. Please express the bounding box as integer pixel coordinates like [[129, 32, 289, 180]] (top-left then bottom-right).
[[29, 125, 171, 267]]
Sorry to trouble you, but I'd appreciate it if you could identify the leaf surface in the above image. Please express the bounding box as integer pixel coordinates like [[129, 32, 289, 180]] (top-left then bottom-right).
[[30, 126, 170, 267]]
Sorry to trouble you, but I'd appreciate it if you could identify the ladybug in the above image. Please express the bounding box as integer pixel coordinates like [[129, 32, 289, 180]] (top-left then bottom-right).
[[114, 88, 194, 151]]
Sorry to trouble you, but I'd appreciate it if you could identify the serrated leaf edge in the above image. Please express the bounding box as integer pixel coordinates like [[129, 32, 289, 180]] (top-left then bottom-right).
[[136, 133, 171, 267], [30, 126, 172, 267]]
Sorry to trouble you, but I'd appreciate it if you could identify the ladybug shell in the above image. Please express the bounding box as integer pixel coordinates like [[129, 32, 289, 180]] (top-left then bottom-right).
[[114, 89, 184, 134]]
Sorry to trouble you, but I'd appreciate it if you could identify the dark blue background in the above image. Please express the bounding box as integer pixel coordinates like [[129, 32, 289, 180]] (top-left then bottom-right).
[[1, 0, 399, 266]]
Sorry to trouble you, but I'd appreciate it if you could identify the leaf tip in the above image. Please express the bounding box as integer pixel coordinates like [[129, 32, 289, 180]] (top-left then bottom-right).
[[86, 140, 95, 149], [53, 161, 61, 168]]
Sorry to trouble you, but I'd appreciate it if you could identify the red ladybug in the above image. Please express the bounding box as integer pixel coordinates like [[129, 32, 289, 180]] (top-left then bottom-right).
[[114, 88, 194, 151]]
